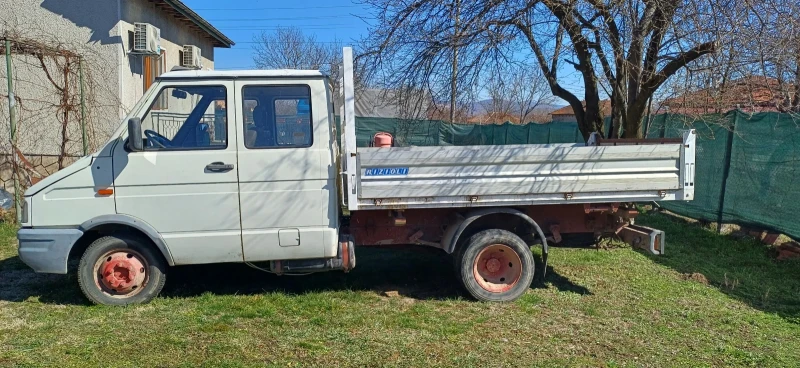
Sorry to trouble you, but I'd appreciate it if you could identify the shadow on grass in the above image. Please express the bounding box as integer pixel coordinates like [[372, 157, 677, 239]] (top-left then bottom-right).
[[536, 263, 592, 295], [638, 212, 800, 324], [0, 256, 88, 305], [0, 245, 589, 305]]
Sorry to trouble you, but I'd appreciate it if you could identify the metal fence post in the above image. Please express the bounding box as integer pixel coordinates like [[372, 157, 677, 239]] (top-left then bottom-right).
[[716, 112, 737, 234], [5, 39, 21, 223], [526, 122, 531, 144], [79, 57, 87, 156]]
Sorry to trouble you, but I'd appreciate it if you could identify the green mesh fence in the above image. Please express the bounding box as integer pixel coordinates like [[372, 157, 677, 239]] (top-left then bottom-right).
[[353, 118, 583, 147], [353, 112, 800, 239], [652, 113, 733, 223], [721, 112, 800, 238]]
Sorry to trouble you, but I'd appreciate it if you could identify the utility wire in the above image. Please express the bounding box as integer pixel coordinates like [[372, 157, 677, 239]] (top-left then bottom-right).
[[217, 26, 359, 30], [207, 15, 355, 22], [214, 66, 257, 70], [193, 5, 361, 11], [231, 41, 348, 44]]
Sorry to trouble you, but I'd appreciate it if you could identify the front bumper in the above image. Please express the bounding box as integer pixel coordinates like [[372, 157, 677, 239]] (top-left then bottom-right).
[[17, 228, 83, 274]]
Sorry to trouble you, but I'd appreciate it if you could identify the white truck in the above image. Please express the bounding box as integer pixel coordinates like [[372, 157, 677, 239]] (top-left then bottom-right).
[[16, 48, 696, 305]]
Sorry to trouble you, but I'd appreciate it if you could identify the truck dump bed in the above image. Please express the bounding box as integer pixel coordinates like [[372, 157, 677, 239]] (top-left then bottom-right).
[[350, 137, 694, 210], [339, 48, 695, 211]]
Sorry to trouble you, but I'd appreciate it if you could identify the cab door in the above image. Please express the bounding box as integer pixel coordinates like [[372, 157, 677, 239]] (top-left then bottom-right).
[[234, 79, 338, 261], [113, 81, 242, 265]]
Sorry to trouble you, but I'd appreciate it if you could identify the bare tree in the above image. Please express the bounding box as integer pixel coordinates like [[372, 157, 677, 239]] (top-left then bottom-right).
[[509, 64, 552, 123], [656, 0, 800, 117], [482, 68, 516, 123], [482, 63, 551, 123], [360, 0, 734, 138], [252, 27, 342, 95], [738, 0, 800, 113]]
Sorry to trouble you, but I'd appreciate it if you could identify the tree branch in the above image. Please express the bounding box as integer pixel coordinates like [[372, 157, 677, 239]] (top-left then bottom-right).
[[512, 19, 582, 116], [643, 41, 718, 93]]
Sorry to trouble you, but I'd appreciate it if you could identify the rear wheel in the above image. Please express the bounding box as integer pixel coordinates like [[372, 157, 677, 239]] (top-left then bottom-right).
[[77, 235, 167, 305], [457, 229, 534, 302]]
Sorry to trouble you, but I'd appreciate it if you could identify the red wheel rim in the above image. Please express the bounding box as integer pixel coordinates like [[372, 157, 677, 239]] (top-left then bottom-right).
[[93, 250, 148, 298], [472, 244, 522, 293]]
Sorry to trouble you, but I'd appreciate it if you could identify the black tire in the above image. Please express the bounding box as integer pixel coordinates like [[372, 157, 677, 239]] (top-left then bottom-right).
[[457, 229, 534, 302], [77, 235, 167, 306]]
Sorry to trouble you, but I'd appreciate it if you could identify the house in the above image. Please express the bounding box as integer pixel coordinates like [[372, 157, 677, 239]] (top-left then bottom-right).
[[354, 89, 432, 119], [333, 88, 433, 120], [549, 100, 612, 123], [661, 76, 791, 115], [0, 0, 232, 171], [466, 112, 522, 124]]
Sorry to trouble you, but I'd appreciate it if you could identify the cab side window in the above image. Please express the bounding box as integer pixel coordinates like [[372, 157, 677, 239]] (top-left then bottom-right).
[[140, 85, 227, 150], [242, 85, 312, 149]]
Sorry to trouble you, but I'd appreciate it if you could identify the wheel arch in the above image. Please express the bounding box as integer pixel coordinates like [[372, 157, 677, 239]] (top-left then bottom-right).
[[75, 214, 174, 266], [443, 208, 548, 274]]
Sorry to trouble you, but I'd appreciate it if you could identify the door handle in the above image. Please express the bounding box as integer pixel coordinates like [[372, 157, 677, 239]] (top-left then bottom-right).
[[206, 162, 234, 172]]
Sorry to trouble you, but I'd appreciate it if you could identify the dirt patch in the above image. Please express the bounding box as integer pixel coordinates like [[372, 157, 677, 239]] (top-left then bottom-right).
[[381, 290, 400, 298], [681, 272, 709, 285], [378, 289, 418, 304]]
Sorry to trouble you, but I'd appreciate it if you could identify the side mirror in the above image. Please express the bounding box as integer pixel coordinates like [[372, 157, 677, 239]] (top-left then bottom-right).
[[127, 118, 144, 152]]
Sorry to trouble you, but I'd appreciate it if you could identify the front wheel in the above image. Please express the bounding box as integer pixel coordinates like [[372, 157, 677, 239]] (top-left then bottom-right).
[[77, 235, 167, 305], [457, 229, 534, 302]]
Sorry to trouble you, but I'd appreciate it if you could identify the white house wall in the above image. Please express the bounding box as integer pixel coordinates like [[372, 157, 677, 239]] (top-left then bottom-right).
[[0, 0, 123, 157], [119, 0, 216, 112], [0, 0, 218, 159]]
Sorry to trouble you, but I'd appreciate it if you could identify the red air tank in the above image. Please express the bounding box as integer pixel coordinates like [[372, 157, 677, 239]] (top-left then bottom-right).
[[373, 132, 393, 147]]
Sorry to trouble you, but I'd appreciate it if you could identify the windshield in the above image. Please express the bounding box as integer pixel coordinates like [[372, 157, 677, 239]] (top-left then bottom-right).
[[135, 85, 228, 150]]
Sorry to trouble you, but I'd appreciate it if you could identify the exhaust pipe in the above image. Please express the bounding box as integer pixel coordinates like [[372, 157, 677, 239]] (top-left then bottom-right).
[[270, 236, 356, 275]]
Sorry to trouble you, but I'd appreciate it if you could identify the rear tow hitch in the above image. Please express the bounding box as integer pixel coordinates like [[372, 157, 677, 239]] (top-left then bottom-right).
[[619, 225, 665, 255]]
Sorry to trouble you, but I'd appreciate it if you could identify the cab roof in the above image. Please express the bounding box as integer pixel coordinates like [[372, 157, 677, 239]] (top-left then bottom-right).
[[158, 69, 327, 80]]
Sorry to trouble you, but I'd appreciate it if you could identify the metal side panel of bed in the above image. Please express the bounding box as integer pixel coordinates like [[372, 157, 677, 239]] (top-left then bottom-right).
[[354, 133, 695, 210]]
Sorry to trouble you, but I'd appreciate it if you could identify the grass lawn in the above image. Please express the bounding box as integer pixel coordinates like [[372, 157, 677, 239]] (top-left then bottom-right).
[[1, 212, 799, 367]]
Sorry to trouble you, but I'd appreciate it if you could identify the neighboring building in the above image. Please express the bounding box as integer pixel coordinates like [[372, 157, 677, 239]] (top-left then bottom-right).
[[343, 88, 432, 120], [0, 0, 232, 163], [354, 89, 430, 119], [661, 76, 792, 115], [465, 111, 554, 125], [549, 100, 612, 123], [465, 112, 521, 124]]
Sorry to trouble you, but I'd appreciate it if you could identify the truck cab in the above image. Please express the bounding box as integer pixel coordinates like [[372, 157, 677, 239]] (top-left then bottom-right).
[[18, 70, 344, 305]]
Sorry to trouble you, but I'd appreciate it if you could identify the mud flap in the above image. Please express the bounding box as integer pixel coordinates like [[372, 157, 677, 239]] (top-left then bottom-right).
[[529, 226, 548, 280], [541, 248, 548, 279]]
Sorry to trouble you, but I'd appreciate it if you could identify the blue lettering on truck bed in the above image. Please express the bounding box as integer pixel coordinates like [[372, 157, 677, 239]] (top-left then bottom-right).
[[364, 167, 409, 176]]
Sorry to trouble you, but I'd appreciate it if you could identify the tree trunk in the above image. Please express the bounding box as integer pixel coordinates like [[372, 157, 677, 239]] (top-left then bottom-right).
[[623, 98, 649, 138], [793, 60, 800, 112], [609, 87, 627, 138], [582, 94, 605, 140], [609, 112, 622, 139]]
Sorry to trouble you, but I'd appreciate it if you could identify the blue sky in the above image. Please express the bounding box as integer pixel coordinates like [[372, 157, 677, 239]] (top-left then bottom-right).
[[183, 0, 371, 70], [182, 0, 582, 101]]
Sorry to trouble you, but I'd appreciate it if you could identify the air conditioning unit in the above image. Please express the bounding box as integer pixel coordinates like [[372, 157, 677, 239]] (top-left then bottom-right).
[[133, 23, 161, 54], [182, 45, 202, 69]]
